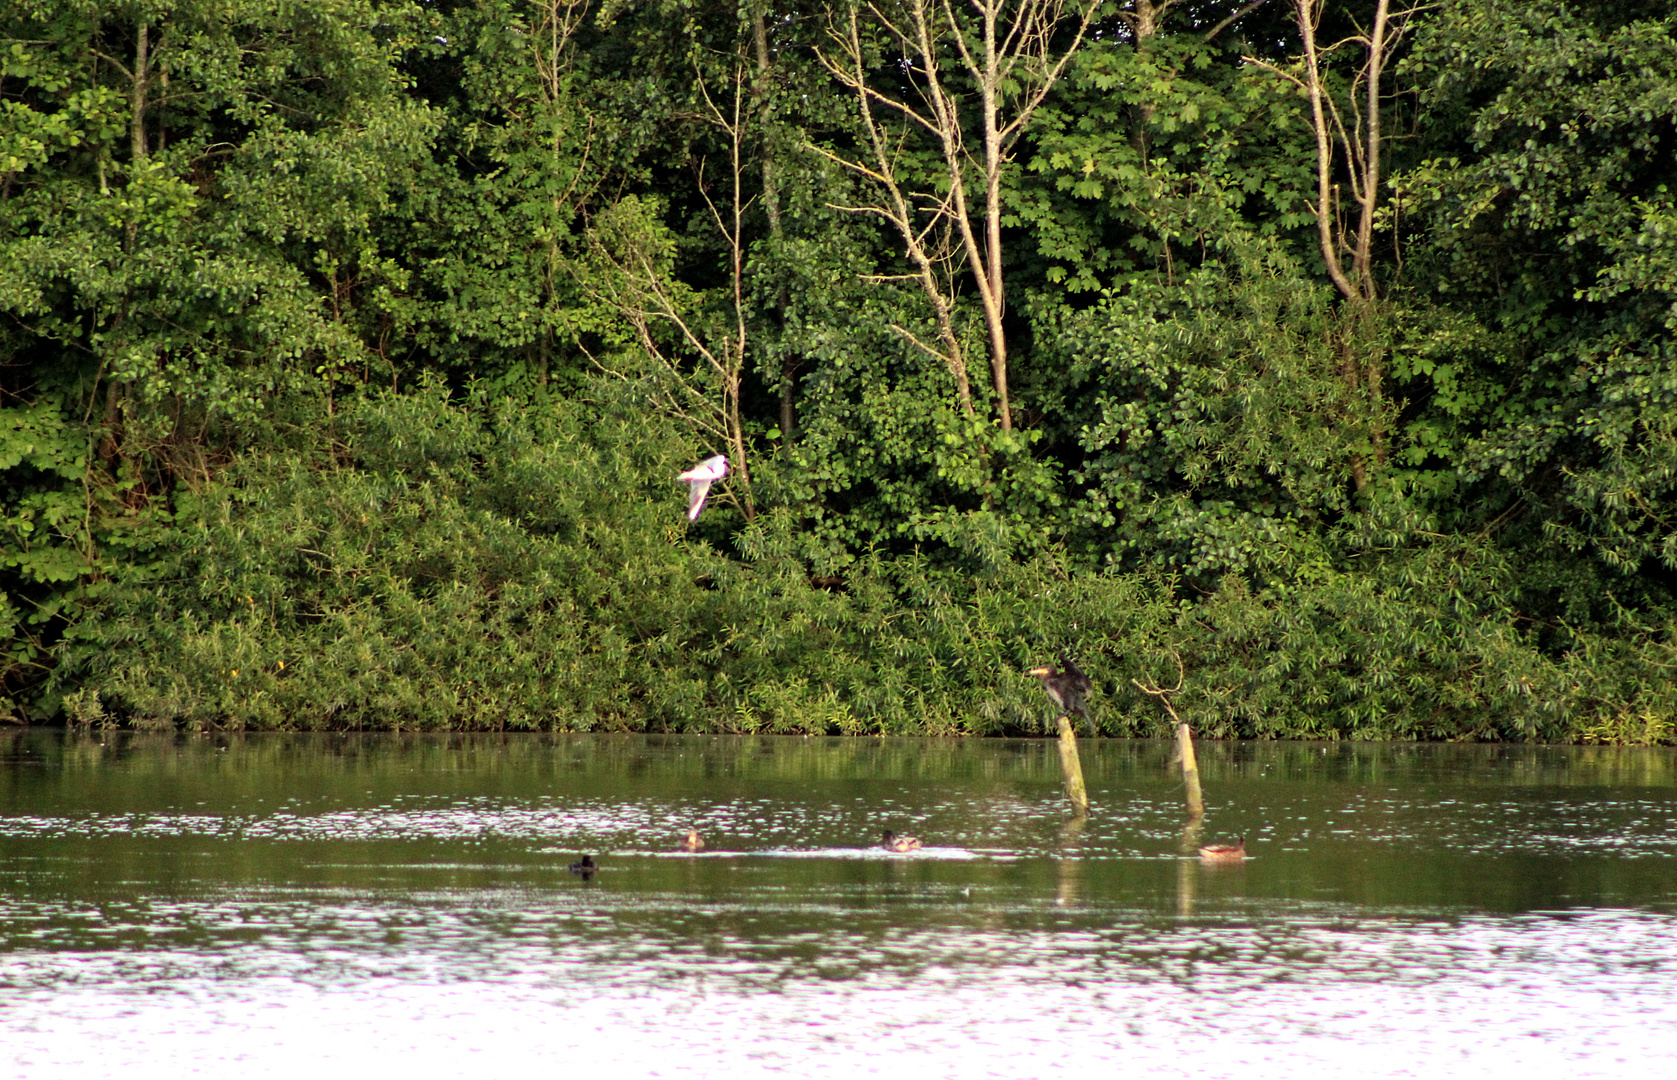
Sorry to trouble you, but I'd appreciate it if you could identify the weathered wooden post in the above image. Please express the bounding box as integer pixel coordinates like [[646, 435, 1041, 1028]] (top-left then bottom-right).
[[1056, 714, 1090, 817], [1176, 718, 1205, 818], [1134, 655, 1203, 818]]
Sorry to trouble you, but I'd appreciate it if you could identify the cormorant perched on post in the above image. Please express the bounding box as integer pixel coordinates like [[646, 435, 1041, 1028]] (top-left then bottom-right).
[[1027, 654, 1093, 730], [676, 455, 728, 520]]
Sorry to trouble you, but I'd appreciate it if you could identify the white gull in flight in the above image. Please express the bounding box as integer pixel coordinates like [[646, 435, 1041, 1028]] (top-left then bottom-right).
[[676, 454, 728, 520]]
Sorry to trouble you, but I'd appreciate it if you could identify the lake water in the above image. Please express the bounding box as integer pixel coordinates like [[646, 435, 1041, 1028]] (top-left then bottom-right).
[[2, 731, 1675, 1078]]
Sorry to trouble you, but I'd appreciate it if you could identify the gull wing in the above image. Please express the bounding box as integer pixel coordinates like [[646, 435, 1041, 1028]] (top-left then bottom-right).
[[685, 478, 715, 520], [676, 455, 729, 520]]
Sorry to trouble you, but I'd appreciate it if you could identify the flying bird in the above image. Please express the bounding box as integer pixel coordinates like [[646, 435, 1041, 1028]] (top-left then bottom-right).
[[1027, 654, 1093, 729], [676, 454, 729, 520]]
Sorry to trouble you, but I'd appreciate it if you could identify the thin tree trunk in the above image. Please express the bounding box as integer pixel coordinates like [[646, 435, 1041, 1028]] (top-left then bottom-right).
[[978, 4, 1012, 432], [751, 4, 799, 449], [1295, 0, 1358, 303], [817, 0, 1097, 436], [1354, 0, 1391, 298], [130, 23, 149, 165], [750, 6, 781, 235]]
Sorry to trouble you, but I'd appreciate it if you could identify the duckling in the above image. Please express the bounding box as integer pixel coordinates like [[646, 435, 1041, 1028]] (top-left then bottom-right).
[[681, 830, 704, 852], [881, 829, 922, 853], [568, 854, 598, 878], [1197, 836, 1246, 862]]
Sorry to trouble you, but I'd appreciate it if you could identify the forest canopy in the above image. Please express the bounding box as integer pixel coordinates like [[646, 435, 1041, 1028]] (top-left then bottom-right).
[[2, 0, 1674, 741]]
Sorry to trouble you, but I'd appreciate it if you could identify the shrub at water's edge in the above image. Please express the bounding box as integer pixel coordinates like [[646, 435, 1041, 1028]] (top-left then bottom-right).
[[27, 382, 1668, 742]]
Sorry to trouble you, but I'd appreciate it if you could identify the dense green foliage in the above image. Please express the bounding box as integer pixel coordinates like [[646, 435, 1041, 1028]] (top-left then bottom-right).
[[3, 0, 1674, 741]]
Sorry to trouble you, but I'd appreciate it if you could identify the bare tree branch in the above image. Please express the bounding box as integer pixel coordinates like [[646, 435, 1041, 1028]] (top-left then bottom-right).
[[1202, 0, 1272, 43], [817, 0, 1099, 441], [1246, 0, 1433, 491], [577, 53, 771, 519]]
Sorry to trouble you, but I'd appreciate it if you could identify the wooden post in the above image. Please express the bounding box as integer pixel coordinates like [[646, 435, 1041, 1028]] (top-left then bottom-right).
[[1055, 714, 1090, 817], [1134, 655, 1205, 819], [1177, 721, 1205, 818]]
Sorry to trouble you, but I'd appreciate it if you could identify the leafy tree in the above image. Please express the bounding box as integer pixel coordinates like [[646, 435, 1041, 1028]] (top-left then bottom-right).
[[1395, 0, 1677, 624], [1, 0, 438, 708]]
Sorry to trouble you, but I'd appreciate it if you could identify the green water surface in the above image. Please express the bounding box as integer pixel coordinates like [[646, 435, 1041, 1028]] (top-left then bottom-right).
[[2, 732, 1675, 1079]]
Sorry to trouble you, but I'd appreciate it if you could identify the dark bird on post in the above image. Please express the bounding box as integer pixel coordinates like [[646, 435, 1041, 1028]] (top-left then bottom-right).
[[568, 854, 598, 878], [881, 829, 922, 853], [1027, 654, 1093, 729], [676, 454, 729, 521], [1197, 836, 1246, 862]]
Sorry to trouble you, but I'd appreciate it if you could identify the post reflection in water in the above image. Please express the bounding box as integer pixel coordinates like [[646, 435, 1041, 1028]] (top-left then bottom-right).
[[1055, 813, 1085, 907], [2, 730, 1677, 1079], [1177, 815, 1204, 917]]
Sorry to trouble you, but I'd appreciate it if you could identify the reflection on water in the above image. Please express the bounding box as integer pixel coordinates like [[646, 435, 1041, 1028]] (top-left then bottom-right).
[[3, 731, 1676, 1077]]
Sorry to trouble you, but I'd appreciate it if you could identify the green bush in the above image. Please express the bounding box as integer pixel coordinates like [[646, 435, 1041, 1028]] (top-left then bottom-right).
[[30, 375, 1674, 743]]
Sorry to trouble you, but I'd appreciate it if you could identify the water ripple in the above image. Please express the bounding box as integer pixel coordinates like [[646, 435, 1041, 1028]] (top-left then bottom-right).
[[2, 899, 1674, 1078]]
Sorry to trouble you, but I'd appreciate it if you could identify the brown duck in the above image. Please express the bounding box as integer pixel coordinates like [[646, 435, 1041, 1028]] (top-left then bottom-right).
[[1197, 836, 1246, 862], [881, 829, 922, 853]]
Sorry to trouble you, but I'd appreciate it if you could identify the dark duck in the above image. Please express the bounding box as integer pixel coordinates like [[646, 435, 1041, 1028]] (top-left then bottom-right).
[[568, 854, 598, 878]]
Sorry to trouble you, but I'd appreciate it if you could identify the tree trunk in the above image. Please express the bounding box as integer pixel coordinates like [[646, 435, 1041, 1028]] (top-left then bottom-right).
[[130, 22, 150, 165], [751, 4, 799, 451], [817, 1, 1098, 439], [1280, 0, 1416, 489]]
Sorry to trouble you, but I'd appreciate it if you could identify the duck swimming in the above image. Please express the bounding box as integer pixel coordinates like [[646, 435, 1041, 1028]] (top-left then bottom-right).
[[681, 830, 704, 852], [881, 829, 922, 853], [1197, 836, 1246, 862], [568, 854, 598, 878]]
